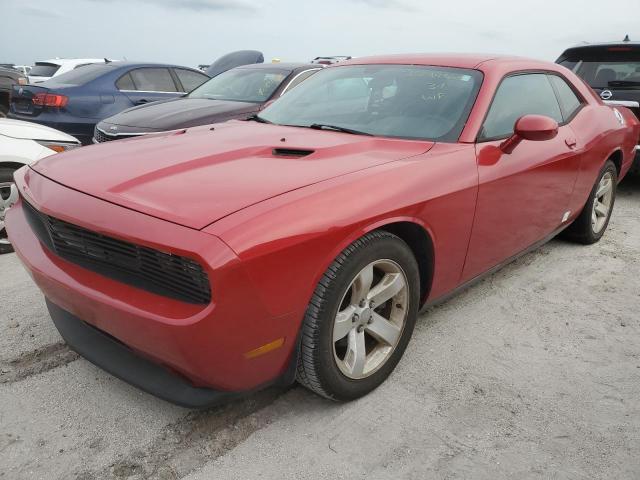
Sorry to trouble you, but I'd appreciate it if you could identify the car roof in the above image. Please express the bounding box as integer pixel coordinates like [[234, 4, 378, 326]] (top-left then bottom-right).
[[237, 62, 318, 71], [341, 53, 553, 71]]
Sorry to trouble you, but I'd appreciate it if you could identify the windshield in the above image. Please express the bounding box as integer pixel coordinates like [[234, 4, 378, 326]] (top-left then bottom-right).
[[259, 65, 483, 141], [188, 67, 288, 103], [559, 48, 640, 89]]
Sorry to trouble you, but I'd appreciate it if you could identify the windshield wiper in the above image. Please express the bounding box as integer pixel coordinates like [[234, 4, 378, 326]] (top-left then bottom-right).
[[608, 80, 640, 87], [245, 113, 272, 124], [308, 123, 373, 136]]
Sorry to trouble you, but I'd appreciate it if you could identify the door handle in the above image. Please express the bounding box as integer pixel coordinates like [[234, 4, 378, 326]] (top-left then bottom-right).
[[135, 99, 150, 105], [565, 137, 577, 149]]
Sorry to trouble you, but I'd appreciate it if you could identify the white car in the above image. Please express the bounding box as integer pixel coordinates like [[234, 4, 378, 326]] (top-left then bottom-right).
[[28, 58, 113, 83], [0, 118, 80, 253]]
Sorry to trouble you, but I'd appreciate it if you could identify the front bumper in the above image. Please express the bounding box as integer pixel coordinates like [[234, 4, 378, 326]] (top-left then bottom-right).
[[47, 300, 239, 408], [6, 167, 301, 401]]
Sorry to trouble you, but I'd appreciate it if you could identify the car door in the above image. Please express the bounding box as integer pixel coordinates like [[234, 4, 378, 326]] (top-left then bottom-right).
[[117, 67, 182, 106], [461, 72, 582, 281]]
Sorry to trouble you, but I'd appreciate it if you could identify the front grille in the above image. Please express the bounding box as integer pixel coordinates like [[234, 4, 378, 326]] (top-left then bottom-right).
[[93, 127, 139, 143], [22, 200, 211, 304]]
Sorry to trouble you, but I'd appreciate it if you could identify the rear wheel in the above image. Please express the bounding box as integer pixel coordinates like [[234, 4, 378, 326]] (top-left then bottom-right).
[[296, 231, 420, 401], [0, 168, 19, 254], [564, 160, 617, 244]]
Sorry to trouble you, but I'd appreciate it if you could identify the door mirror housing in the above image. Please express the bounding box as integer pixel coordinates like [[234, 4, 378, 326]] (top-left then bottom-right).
[[500, 114, 559, 154]]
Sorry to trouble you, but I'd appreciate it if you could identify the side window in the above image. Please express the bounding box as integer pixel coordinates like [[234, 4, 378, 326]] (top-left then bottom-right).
[[174, 69, 208, 92], [548, 75, 582, 121], [480, 73, 563, 140], [129, 68, 177, 92], [283, 69, 319, 94], [116, 72, 135, 90]]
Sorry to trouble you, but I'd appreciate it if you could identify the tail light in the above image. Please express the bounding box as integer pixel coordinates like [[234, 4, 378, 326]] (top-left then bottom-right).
[[32, 93, 68, 108]]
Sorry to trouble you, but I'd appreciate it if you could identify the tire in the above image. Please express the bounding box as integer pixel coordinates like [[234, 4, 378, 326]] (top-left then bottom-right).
[[0, 104, 8, 118], [0, 167, 18, 254], [563, 160, 617, 245], [296, 230, 420, 401]]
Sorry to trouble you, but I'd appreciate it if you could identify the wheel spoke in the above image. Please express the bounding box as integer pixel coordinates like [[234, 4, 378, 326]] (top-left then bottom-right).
[[333, 305, 356, 342], [366, 312, 401, 346], [350, 263, 373, 304], [594, 202, 608, 217], [596, 179, 611, 198], [367, 272, 405, 306], [345, 328, 366, 377], [591, 209, 598, 226]]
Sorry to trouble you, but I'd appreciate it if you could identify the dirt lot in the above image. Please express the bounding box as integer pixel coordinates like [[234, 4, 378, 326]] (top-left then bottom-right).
[[1, 175, 639, 480]]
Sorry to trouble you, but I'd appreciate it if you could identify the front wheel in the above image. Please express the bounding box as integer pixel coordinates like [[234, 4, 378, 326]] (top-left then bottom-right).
[[296, 231, 420, 401], [563, 160, 617, 245], [0, 168, 19, 254]]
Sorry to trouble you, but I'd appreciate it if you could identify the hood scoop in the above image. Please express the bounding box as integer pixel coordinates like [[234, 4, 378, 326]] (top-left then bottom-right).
[[272, 148, 315, 158]]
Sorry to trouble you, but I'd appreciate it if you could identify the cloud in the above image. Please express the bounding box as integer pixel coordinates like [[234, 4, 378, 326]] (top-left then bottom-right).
[[19, 5, 62, 18], [347, 0, 419, 11], [84, 0, 255, 13]]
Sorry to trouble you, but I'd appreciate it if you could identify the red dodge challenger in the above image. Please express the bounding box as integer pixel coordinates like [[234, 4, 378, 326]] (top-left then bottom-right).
[[6, 54, 639, 407]]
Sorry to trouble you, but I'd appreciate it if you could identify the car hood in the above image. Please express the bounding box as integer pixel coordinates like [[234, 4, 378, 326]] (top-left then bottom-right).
[[0, 118, 79, 143], [31, 121, 434, 230], [102, 98, 260, 131]]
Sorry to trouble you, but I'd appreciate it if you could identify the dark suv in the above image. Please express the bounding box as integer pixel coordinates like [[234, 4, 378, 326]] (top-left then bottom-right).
[[557, 36, 640, 171]]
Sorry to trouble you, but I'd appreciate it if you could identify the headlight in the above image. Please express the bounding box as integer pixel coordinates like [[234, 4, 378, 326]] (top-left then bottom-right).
[[36, 141, 81, 153]]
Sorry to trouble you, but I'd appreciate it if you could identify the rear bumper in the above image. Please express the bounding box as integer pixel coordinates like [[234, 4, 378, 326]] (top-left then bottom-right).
[[47, 300, 239, 408], [5, 167, 301, 400]]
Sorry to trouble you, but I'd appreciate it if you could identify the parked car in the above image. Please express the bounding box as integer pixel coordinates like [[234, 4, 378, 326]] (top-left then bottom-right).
[[94, 63, 321, 142], [0, 67, 27, 117], [0, 118, 80, 253], [205, 50, 263, 77], [557, 35, 640, 171], [8, 62, 209, 145], [14, 65, 32, 76], [311, 56, 352, 65], [27, 58, 114, 84], [6, 54, 639, 407]]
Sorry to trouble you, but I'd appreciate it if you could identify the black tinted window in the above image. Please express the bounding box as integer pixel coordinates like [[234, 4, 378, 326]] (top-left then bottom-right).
[[558, 48, 640, 89], [549, 75, 582, 120], [116, 73, 135, 90], [29, 63, 60, 77], [481, 74, 562, 140], [129, 68, 177, 92], [175, 69, 208, 92]]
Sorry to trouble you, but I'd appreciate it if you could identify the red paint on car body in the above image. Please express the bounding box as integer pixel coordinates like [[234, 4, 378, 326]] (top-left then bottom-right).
[[7, 54, 639, 394]]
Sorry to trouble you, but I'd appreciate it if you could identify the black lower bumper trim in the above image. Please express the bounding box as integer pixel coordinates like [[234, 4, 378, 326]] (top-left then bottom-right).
[[46, 300, 240, 408]]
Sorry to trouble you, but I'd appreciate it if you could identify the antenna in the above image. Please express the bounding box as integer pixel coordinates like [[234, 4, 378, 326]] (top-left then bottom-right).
[[623, 34, 630, 42]]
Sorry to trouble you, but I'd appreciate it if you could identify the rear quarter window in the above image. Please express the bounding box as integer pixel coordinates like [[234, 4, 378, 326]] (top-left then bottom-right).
[[548, 75, 583, 121]]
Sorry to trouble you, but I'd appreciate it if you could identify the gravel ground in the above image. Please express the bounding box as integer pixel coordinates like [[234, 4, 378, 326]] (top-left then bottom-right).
[[1, 175, 639, 480]]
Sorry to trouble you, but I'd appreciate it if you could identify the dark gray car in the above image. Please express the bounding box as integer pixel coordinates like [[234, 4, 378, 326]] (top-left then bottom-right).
[[94, 63, 321, 142]]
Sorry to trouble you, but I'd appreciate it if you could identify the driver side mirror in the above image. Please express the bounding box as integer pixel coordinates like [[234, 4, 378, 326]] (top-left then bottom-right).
[[500, 114, 559, 154]]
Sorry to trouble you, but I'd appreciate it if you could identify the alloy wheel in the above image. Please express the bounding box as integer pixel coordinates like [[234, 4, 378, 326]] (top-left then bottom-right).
[[591, 171, 614, 234], [332, 259, 409, 379], [0, 181, 18, 248]]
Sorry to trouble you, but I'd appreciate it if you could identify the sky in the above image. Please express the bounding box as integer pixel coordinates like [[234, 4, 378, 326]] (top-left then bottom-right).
[[1, 0, 639, 68]]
